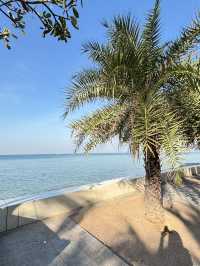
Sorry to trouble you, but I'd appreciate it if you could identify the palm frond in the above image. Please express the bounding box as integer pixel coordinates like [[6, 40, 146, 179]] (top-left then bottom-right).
[[142, 0, 161, 50], [70, 104, 127, 152], [130, 91, 164, 158], [63, 69, 102, 117], [170, 61, 200, 85], [140, 0, 163, 86], [169, 81, 200, 149], [129, 91, 185, 171], [160, 113, 185, 170], [166, 13, 200, 61], [105, 14, 142, 49], [82, 41, 112, 65]]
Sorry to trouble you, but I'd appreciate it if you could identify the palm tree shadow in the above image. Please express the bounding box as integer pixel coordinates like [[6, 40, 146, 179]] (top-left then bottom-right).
[[1, 188, 199, 265], [56, 194, 198, 266], [0, 220, 71, 266], [0, 195, 96, 266]]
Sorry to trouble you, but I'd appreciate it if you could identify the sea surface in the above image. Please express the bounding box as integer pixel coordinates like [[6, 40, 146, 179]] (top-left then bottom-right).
[[0, 152, 199, 200]]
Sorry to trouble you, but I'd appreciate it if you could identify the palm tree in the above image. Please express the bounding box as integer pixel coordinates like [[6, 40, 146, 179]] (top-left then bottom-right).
[[64, 0, 200, 223]]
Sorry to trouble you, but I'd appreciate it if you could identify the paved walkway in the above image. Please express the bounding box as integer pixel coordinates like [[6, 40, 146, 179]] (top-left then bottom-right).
[[1, 176, 200, 266], [0, 213, 128, 266], [165, 175, 200, 207], [137, 175, 200, 209]]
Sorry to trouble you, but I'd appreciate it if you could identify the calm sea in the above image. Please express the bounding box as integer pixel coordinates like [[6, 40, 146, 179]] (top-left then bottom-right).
[[0, 152, 199, 200]]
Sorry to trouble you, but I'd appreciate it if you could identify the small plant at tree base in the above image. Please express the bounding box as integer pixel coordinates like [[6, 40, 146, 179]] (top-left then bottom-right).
[[174, 170, 184, 186]]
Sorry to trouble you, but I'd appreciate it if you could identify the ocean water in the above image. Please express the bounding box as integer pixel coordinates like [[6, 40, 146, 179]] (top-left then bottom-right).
[[0, 152, 199, 200]]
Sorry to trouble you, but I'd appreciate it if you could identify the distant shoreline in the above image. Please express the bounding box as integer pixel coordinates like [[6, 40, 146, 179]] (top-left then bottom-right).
[[0, 153, 131, 159], [0, 150, 198, 157]]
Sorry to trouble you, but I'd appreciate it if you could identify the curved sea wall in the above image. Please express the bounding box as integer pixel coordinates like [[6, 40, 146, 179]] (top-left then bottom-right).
[[0, 164, 200, 233]]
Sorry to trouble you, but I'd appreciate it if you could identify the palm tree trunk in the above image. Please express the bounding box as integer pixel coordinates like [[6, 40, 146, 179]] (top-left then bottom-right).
[[144, 147, 164, 224]]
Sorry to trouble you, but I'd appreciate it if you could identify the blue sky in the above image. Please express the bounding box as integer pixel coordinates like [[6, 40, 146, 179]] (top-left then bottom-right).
[[0, 0, 200, 154]]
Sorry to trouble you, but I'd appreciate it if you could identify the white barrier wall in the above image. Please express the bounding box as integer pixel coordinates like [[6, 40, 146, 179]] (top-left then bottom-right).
[[1, 165, 200, 233]]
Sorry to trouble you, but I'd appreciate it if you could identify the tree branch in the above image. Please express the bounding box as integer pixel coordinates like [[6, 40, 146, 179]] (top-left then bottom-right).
[[0, 7, 18, 25]]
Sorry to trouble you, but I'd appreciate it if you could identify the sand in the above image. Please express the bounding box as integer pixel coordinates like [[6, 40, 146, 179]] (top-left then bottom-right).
[[72, 192, 200, 266]]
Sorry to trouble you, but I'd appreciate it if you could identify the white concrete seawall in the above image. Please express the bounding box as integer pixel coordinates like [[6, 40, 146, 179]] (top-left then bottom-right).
[[1, 164, 200, 233]]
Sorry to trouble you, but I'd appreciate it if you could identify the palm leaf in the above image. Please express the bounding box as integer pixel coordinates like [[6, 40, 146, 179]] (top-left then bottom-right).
[[70, 103, 127, 152], [166, 13, 200, 61]]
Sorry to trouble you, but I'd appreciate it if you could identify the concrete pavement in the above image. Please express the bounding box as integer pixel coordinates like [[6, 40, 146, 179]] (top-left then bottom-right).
[[0, 213, 128, 266]]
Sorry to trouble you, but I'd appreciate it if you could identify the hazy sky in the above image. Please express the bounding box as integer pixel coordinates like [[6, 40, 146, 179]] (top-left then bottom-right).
[[0, 0, 200, 155]]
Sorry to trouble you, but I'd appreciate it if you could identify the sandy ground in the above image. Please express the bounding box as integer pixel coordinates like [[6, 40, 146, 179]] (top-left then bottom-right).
[[72, 192, 200, 266]]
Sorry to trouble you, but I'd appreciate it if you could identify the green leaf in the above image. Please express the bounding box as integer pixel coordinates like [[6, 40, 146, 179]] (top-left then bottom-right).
[[70, 16, 79, 29], [72, 7, 79, 18]]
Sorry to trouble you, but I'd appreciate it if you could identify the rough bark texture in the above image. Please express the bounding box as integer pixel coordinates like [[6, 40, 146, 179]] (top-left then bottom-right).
[[144, 147, 165, 224]]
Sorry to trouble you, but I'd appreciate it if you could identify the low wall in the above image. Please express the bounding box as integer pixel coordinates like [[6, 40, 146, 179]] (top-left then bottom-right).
[[1, 164, 200, 233]]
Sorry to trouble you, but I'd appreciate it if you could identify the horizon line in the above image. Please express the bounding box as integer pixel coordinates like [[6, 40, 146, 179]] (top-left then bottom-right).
[[0, 152, 131, 156]]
